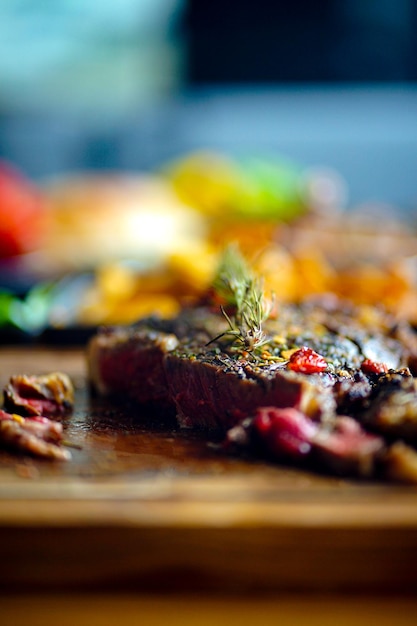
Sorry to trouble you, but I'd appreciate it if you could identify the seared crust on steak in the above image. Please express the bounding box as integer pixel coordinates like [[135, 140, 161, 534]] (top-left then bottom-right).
[[87, 324, 179, 413], [87, 297, 417, 481], [87, 298, 412, 424], [164, 351, 334, 430]]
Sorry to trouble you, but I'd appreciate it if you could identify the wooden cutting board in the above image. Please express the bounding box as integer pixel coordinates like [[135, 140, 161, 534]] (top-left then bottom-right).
[[1, 346, 417, 594]]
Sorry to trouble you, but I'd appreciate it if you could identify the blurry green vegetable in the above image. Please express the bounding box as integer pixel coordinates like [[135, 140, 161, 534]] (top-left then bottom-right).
[[0, 283, 55, 334], [0, 273, 95, 337], [233, 156, 304, 220], [166, 151, 307, 221], [0, 291, 15, 327]]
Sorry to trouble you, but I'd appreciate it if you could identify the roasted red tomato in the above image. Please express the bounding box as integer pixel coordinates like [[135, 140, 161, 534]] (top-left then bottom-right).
[[0, 162, 47, 258], [287, 346, 328, 374], [360, 358, 389, 375]]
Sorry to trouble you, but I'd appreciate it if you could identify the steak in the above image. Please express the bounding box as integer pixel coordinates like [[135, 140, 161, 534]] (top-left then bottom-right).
[[87, 297, 417, 481], [3, 372, 74, 417], [0, 410, 71, 461]]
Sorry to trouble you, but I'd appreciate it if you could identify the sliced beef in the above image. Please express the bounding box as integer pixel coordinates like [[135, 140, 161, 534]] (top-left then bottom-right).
[[311, 415, 386, 478], [3, 372, 74, 418], [232, 406, 386, 479], [361, 370, 417, 443], [164, 350, 335, 430], [87, 308, 230, 413], [0, 410, 71, 461], [87, 324, 179, 414], [87, 300, 411, 429], [87, 298, 417, 481], [333, 371, 373, 415]]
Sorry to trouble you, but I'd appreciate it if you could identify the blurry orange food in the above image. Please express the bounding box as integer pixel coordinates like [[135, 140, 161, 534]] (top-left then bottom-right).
[[41, 173, 207, 272], [77, 243, 219, 326]]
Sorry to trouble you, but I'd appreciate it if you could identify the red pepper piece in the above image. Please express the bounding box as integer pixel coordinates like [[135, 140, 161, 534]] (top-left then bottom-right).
[[287, 346, 327, 374], [361, 358, 388, 375]]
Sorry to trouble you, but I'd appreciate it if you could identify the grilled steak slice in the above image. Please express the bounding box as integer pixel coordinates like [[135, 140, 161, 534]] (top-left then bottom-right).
[[87, 298, 411, 426], [3, 372, 74, 417], [87, 318, 322, 427], [164, 349, 335, 430], [87, 324, 179, 414], [87, 298, 417, 481], [361, 370, 417, 443], [227, 407, 387, 479], [0, 410, 71, 461], [87, 308, 230, 411]]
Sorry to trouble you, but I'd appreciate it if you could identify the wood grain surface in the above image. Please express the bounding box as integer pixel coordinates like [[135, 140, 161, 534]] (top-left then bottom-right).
[[1, 346, 417, 595], [1, 593, 417, 626]]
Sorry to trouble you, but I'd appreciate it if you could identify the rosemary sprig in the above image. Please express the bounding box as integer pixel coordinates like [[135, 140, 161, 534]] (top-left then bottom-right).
[[208, 244, 273, 355], [212, 243, 252, 318]]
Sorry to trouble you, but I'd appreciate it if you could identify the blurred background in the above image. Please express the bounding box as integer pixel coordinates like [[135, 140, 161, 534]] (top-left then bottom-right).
[[0, 0, 417, 335], [0, 0, 416, 207]]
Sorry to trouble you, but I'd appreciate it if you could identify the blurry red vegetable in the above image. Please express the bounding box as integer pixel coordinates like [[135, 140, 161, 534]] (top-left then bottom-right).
[[0, 162, 47, 258]]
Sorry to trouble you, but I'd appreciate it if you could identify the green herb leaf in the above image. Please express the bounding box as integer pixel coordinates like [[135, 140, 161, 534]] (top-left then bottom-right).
[[210, 244, 273, 354]]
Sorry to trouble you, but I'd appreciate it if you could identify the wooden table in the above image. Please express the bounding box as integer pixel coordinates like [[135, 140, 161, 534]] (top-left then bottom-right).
[[1, 346, 416, 623]]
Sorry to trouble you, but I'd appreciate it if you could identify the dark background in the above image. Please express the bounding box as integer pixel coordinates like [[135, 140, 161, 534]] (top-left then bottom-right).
[[185, 0, 417, 83]]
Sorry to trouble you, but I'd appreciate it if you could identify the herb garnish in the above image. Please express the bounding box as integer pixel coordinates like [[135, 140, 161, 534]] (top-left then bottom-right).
[[207, 244, 273, 356]]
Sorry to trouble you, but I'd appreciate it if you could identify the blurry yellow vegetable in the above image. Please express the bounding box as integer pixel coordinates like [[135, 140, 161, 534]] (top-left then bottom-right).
[[167, 242, 219, 293], [166, 151, 306, 221], [96, 263, 140, 301], [77, 241, 220, 326], [79, 280, 180, 326], [166, 152, 239, 217]]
